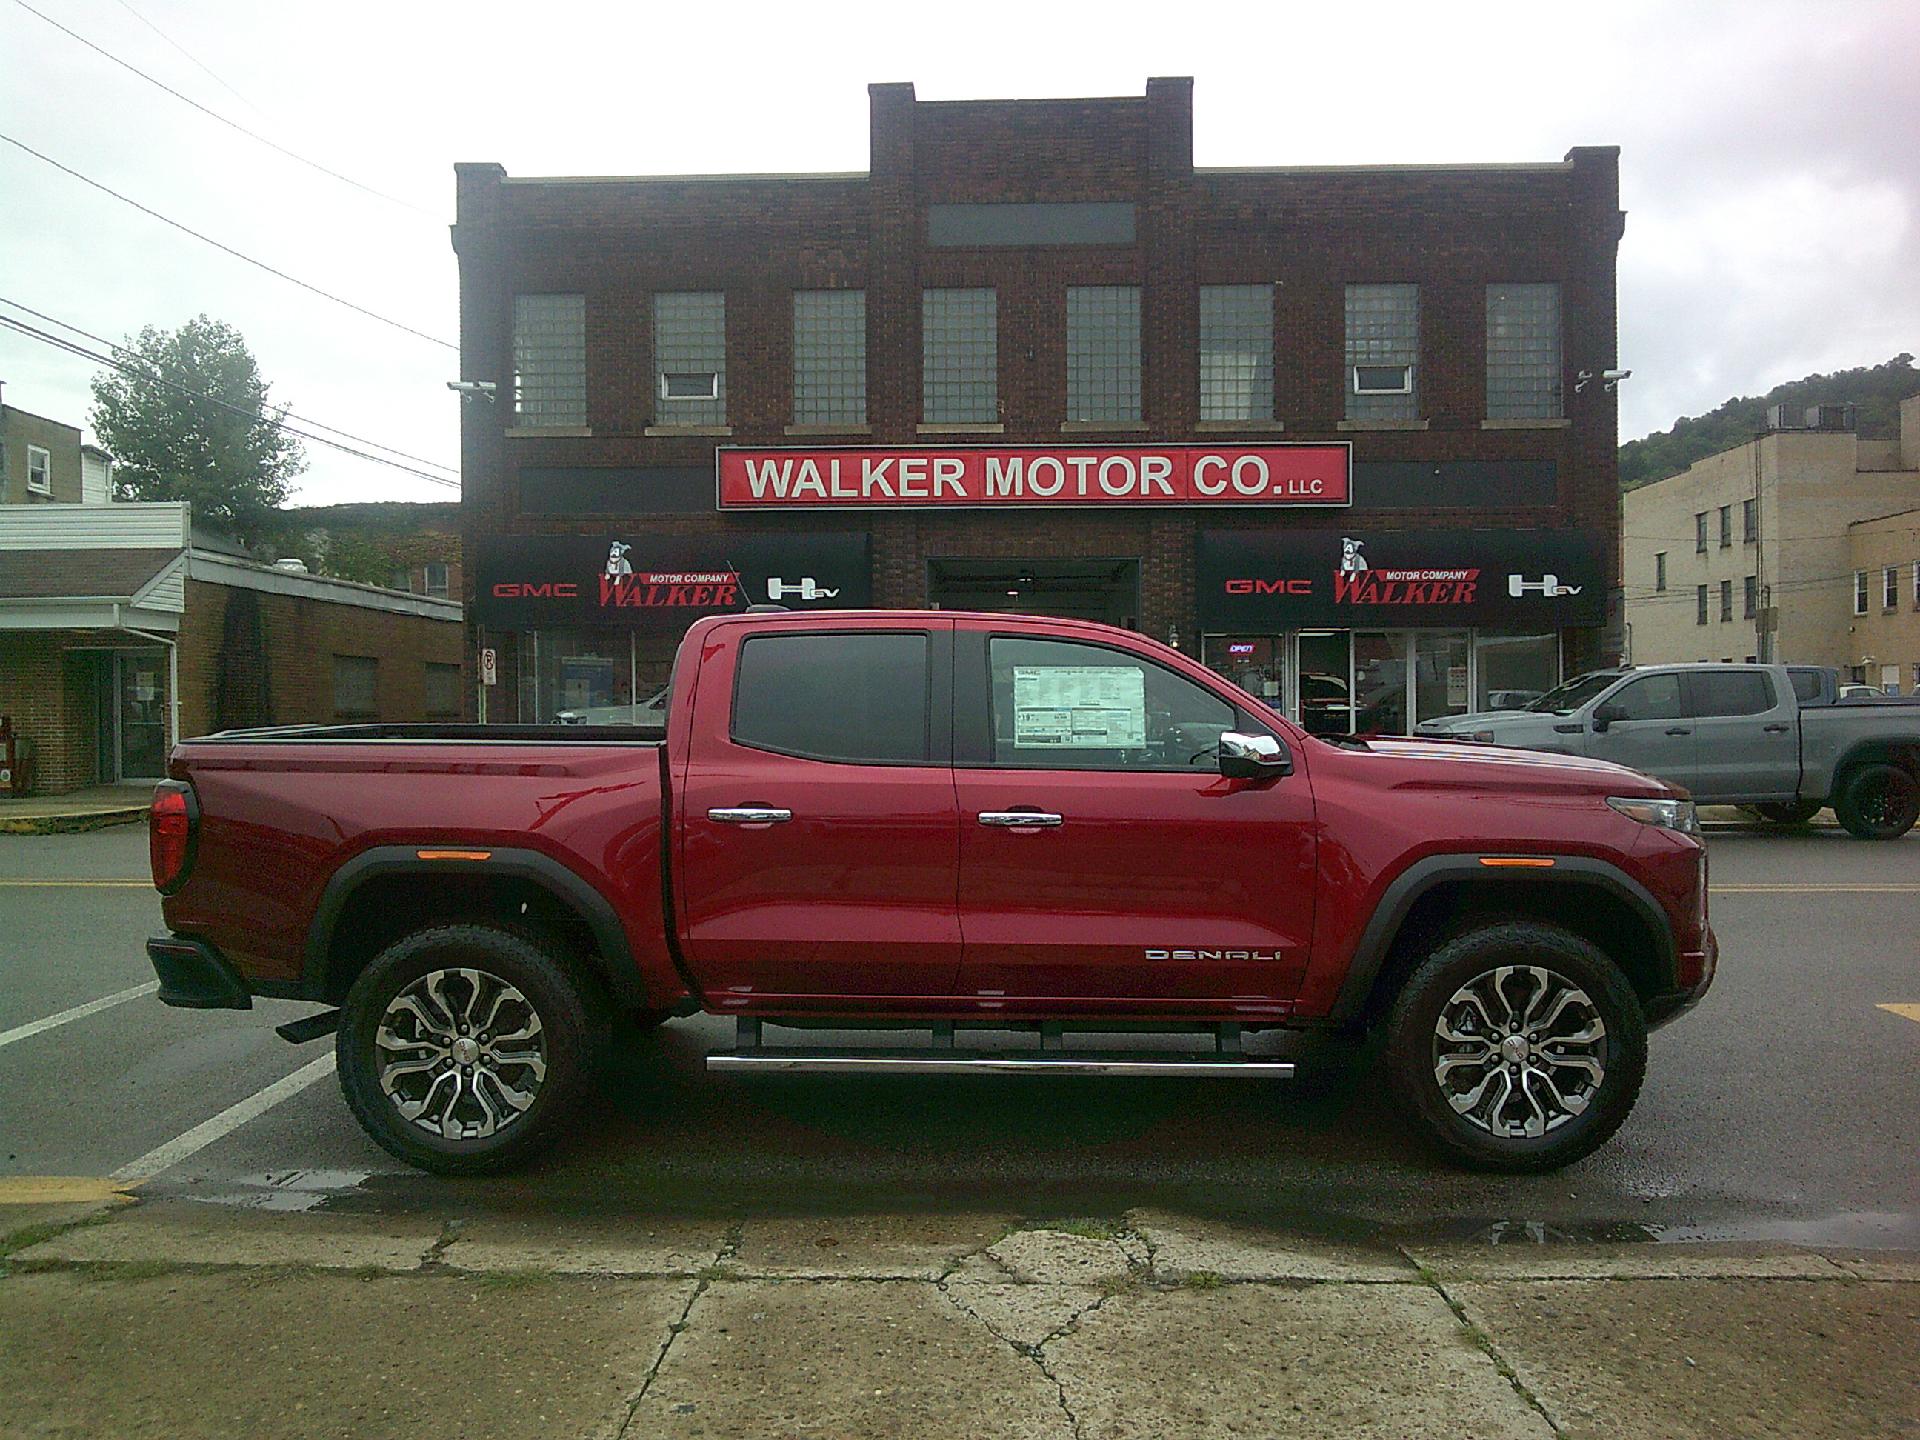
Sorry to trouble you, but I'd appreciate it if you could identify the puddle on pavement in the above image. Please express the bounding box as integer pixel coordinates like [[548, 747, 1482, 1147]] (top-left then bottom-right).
[[158, 1167, 1920, 1253]]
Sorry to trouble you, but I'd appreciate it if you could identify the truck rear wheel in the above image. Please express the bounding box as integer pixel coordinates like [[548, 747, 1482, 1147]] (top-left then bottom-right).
[[1832, 764, 1919, 840], [1384, 922, 1647, 1173], [337, 924, 603, 1175]]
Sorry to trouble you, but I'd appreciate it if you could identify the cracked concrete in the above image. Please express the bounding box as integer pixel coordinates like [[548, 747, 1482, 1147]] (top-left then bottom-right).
[[4, 1202, 1914, 1439]]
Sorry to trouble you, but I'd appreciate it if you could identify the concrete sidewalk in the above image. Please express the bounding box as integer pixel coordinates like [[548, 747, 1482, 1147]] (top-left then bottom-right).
[[3, 1199, 1915, 1439], [0, 782, 152, 834]]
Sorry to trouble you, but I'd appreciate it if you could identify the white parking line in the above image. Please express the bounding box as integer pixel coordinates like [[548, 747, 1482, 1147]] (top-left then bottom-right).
[[112, 1053, 337, 1183], [0, 981, 160, 1050]]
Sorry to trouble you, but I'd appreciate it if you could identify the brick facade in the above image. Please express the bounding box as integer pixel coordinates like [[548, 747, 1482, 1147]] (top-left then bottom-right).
[[0, 629, 102, 792], [454, 79, 1625, 724]]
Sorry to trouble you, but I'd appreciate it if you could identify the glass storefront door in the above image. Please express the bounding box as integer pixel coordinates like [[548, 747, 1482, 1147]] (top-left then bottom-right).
[[116, 651, 168, 779], [1352, 632, 1409, 734], [1295, 632, 1353, 736], [1413, 631, 1471, 728]]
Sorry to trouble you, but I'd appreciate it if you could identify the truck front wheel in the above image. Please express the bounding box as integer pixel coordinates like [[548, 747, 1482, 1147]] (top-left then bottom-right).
[[1384, 923, 1647, 1173], [337, 924, 603, 1175], [1832, 763, 1919, 840]]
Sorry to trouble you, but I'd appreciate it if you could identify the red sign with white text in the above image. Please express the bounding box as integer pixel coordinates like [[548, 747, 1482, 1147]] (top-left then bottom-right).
[[716, 444, 1351, 510]]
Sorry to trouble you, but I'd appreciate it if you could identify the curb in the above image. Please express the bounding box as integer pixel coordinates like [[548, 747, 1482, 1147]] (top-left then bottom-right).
[[0, 808, 148, 836]]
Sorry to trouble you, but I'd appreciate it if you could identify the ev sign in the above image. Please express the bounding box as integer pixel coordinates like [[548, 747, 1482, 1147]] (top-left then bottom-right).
[[480, 648, 497, 687]]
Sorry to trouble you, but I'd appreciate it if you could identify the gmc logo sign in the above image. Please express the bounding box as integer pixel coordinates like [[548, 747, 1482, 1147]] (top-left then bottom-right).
[[1224, 578, 1313, 595], [491, 582, 580, 599]]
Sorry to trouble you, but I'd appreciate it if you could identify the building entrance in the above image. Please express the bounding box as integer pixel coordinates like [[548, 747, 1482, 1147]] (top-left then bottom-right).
[[927, 558, 1139, 627]]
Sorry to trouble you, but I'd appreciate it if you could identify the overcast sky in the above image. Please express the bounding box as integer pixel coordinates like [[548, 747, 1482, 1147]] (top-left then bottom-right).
[[2, 0, 1915, 505]]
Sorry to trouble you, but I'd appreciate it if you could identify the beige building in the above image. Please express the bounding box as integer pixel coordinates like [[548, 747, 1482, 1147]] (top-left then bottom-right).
[[1622, 393, 1920, 672], [1847, 506, 1920, 692]]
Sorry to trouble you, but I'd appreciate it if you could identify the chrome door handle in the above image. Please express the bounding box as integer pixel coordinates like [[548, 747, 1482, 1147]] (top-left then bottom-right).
[[978, 810, 1063, 827], [709, 806, 793, 824]]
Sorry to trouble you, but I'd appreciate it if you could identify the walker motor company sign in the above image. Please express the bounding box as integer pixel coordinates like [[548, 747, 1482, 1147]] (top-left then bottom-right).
[[717, 444, 1351, 510], [473, 533, 870, 628]]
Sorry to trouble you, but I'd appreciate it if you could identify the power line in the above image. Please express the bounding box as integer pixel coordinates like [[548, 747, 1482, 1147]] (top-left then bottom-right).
[[11, 0, 432, 216], [0, 314, 459, 489], [0, 131, 456, 350], [107, 0, 262, 119], [0, 295, 458, 476]]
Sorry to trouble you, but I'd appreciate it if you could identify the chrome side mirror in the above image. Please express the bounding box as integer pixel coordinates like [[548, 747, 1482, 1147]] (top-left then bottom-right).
[[1219, 731, 1291, 780]]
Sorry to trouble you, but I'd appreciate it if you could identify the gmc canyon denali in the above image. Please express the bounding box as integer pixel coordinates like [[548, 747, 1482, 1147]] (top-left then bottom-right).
[[145, 610, 1716, 1175]]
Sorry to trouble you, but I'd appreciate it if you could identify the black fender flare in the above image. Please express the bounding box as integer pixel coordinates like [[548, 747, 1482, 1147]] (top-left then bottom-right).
[[1826, 737, 1920, 797], [1325, 853, 1678, 1027], [302, 845, 648, 1010]]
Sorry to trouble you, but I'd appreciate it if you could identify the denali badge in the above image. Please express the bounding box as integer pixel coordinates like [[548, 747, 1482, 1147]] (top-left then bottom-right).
[[1144, 948, 1283, 963]]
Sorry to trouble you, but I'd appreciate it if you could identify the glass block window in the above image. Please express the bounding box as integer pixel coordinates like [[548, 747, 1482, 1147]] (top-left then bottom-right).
[[1066, 285, 1142, 424], [511, 293, 585, 426], [1486, 283, 1562, 419], [1345, 284, 1418, 420], [922, 288, 997, 424], [653, 292, 726, 425], [1199, 285, 1274, 422], [793, 290, 866, 426]]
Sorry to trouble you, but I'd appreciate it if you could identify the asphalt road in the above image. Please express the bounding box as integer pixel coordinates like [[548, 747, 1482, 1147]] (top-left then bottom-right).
[[2, 820, 1916, 1246]]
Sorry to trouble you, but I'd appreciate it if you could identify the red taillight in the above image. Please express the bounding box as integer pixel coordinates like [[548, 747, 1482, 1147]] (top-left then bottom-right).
[[150, 783, 195, 893]]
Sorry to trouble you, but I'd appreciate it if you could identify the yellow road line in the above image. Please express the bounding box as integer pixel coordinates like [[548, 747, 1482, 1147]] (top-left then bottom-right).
[[1878, 1004, 1920, 1025], [1712, 883, 1920, 894], [0, 1176, 137, 1206], [0, 879, 151, 888]]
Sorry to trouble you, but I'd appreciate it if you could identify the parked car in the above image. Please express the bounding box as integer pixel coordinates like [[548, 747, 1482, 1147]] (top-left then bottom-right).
[[1416, 663, 1920, 838], [146, 610, 1715, 1176], [555, 686, 670, 728]]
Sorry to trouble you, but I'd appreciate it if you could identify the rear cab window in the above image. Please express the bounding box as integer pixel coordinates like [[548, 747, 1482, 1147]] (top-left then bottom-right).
[[731, 631, 932, 764], [1687, 670, 1776, 717]]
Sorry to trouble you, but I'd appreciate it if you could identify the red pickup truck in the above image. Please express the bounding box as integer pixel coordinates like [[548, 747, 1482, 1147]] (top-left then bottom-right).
[[146, 610, 1715, 1175]]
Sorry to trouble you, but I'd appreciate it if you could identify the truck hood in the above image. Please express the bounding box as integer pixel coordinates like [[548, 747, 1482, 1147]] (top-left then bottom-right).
[[1351, 735, 1674, 797], [1413, 709, 1533, 734]]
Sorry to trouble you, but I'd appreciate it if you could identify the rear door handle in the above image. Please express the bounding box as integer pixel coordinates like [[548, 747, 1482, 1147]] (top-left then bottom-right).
[[1763, 722, 1790, 733], [709, 806, 793, 824], [978, 810, 1063, 828], [1665, 727, 1692, 736]]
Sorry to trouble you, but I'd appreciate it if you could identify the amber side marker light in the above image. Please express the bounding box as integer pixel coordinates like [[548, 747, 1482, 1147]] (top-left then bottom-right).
[[416, 849, 493, 862], [1478, 856, 1556, 868]]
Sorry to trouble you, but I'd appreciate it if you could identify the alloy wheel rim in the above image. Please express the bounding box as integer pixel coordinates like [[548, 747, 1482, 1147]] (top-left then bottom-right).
[[1431, 965, 1606, 1139], [376, 967, 547, 1140]]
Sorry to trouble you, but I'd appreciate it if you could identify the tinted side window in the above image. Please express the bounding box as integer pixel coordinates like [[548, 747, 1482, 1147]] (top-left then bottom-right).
[[987, 637, 1235, 771], [1609, 674, 1684, 721], [732, 633, 929, 763], [1690, 670, 1775, 717], [1789, 669, 1824, 704]]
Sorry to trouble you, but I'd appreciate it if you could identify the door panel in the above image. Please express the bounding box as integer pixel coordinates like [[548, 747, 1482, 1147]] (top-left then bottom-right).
[[954, 630, 1317, 1007], [1684, 669, 1797, 801], [675, 623, 963, 997], [1585, 672, 1694, 789]]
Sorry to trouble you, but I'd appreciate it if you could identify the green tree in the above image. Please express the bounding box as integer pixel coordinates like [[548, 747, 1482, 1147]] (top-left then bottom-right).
[[89, 316, 306, 540]]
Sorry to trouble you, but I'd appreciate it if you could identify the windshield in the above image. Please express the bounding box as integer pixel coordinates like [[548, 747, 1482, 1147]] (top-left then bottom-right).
[[1522, 672, 1622, 715]]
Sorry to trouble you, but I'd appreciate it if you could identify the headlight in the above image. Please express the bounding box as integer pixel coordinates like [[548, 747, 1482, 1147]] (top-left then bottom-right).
[[1606, 795, 1700, 834]]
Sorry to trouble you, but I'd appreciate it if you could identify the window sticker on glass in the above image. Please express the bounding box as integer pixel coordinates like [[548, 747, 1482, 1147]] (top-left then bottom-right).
[[1011, 666, 1146, 748]]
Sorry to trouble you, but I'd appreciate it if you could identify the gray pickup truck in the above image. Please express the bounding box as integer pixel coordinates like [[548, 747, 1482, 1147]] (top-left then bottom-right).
[[1416, 663, 1920, 839]]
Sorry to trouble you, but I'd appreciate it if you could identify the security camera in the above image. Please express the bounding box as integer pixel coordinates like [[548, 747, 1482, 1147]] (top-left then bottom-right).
[[1602, 369, 1632, 385], [447, 380, 497, 402]]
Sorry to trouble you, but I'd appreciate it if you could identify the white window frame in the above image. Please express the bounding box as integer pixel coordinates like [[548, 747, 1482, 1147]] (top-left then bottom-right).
[[1351, 364, 1414, 395], [26, 444, 52, 495], [1853, 570, 1869, 615], [423, 561, 449, 599], [659, 371, 720, 401], [1885, 566, 1900, 610]]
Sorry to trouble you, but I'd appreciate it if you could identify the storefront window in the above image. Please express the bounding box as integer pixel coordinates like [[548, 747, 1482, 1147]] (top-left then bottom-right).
[[1413, 631, 1470, 727], [1475, 632, 1559, 712], [1201, 636, 1285, 707], [514, 630, 677, 725]]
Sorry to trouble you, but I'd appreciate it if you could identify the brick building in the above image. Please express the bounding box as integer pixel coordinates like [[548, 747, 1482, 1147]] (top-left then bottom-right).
[[0, 502, 462, 794], [454, 79, 1624, 732]]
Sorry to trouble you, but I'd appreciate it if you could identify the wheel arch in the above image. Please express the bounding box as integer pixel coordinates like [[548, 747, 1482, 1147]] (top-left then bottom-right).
[[1827, 738, 1920, 796], [1328, 855, 1678, 1030], [304, 846, 649, 1011]]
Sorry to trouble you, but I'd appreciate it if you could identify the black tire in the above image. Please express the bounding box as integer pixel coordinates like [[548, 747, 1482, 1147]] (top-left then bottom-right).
[[337, 924, 604, 1175], [1383, 922, 1647, 1173], [1754, 800, 1822, 826], [1832, 764, 1919, 841]]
